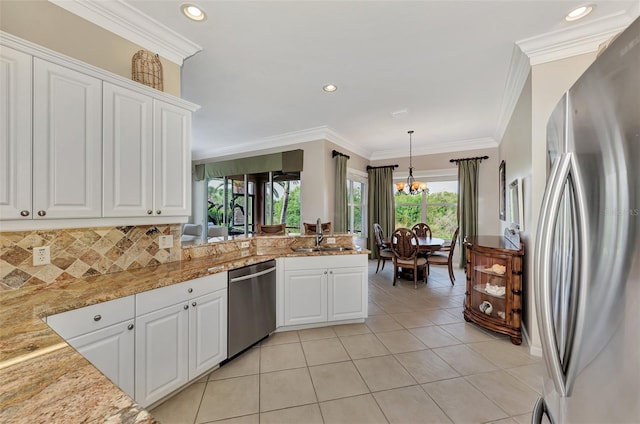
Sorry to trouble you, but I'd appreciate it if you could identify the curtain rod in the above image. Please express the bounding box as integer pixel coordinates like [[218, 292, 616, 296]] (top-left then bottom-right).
[[366, 164, 399, 170], [332, 150, 350, 159], [449, 155, 489, 164]]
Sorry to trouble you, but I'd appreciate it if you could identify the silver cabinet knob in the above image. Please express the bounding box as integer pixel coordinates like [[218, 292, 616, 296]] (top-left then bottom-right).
[[127, 323, 134, 330], [156, 210, 162, 215], [93, 315, 102, 321], [187, 288, 193, 293], [192, 302, 197, 307], [324, 271, 328, 274], [147, 210, 153, 215], [37, 210, 46, 217], [20, 210, 30, 217], [183, 305, 189, 310], [329, 271, 333, 274]]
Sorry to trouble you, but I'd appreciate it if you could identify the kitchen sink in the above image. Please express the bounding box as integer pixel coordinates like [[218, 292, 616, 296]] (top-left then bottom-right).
[[291, 247, 321, 252], [320, 246, 353, 252]]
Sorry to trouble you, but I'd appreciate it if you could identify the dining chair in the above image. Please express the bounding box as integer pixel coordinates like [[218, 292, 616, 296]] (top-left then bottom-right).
[[303, 222, 332, 234], [390, 228, 427, 289], [426, 227, 459, 285], [412, 223, 432, 238], [257, 224, 286, 235], [373, 223, 393, 273]]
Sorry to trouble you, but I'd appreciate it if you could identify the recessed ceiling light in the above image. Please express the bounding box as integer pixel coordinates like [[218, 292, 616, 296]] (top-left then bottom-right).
[[182, 4, 206, 21], [322, 84, 338, 92], [566, 5, 593, 21]]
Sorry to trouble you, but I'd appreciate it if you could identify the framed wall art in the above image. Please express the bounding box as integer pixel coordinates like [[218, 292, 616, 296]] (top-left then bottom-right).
[[499, 160, 506, 221]]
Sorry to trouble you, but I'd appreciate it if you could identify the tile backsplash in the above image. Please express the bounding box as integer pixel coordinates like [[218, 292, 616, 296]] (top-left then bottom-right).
[[0, 224, 181, 290]]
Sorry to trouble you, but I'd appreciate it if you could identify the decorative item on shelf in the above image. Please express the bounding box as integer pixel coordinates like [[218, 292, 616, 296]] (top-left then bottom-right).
[[479, 301, 493, 315], [487, 263, 506, 275], [396, 130, 427, 195], [497, 311, 506, 320], [485, 282, 506, 297], [131, 50, 163, 91]]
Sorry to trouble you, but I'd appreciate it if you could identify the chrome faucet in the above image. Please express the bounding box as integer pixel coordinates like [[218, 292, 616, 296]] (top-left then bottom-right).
[[315, 217, 324, 246]]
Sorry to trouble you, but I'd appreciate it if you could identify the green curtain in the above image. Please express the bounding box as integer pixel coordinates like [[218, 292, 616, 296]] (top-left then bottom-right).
[[334, 155, 348, 233], [458, 159, 480, 267], [367, 167, 395, 259]]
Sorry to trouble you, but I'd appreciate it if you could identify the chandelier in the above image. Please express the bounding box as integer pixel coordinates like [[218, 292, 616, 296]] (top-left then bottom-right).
[[396, 130, 426, 195]]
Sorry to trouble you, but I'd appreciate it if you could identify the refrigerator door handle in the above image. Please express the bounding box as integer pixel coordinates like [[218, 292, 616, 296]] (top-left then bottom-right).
[[535, 152, 579, 397], [531, 397, 555, 424]]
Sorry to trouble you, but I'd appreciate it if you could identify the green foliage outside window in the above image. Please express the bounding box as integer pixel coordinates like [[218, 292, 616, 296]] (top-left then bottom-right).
[[395, 189, 458, 240]]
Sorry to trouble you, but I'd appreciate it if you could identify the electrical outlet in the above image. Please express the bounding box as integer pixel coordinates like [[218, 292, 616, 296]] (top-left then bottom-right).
[[159, 235, 173, 249], [326, 237, 336, 244], [33, 246, 51, 266], [240, 241, 250, 249]]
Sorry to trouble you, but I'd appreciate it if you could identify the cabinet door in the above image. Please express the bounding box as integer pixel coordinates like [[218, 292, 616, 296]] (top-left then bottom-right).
[[0, 46, 32, 220], [135, 302, 189, 407], [67, 320, 135, 398], [103, 83, 153, 217], [33, 58, 102, 218], [189, 289, 227, 379], [153, 100, 191, 216], [328, 267, 367, 321], [283, 269, 327, 326]]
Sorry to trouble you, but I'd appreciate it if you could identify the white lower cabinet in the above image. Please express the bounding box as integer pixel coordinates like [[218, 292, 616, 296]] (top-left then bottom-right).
[[283, 269, 328, 326], [328, 266, 368, 321], [282, 255, 367, 327], [188, 289, 227, 379], [45, 272, 227, 408], [134, 272, 227, 407], [46, 296, 135, 398], [135, 302, 189, 406], [68, 320, 135, 397]]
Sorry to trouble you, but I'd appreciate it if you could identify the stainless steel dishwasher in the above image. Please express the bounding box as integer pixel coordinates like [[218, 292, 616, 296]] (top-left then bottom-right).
[[227, 259, 277, 358]]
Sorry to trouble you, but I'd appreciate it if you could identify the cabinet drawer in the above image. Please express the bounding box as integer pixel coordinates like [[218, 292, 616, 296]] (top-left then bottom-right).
[[136, 272, 228, 315], [47, 295, 135, 339], [284, 254, 366, 270]]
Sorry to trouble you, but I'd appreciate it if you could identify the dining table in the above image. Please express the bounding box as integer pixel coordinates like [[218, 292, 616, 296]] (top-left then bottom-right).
[[416, 236, 445, 253]]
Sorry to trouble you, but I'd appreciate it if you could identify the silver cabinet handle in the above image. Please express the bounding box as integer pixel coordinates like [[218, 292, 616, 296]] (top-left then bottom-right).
[[183, 305, 189, 310], [329, 270, 333, 274], [147, 210, 153, 215], [20, 210, 30, 217], [127, 323, 134, 330], [324, 270, 328, 274], [93, 315, 101, 321], [192, 302, 197, 307], [37, 210, 46, 217], [156, 210, 162, 215], [188, 288, 193, 293]]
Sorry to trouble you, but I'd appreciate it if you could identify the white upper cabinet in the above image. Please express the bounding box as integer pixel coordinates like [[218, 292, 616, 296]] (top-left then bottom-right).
[[153, 100, 191, 217], [103, 83, 154, 217], [0, 46, 32, 220], [33, 58, 102, 219], [0, 32, 198, 226]]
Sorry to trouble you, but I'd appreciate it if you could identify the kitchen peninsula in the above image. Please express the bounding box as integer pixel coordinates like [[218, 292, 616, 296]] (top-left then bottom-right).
[[0, 234, 368, 423]]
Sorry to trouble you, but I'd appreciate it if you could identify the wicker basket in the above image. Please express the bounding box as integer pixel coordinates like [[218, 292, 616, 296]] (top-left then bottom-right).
[[131, 50, 163, 91]]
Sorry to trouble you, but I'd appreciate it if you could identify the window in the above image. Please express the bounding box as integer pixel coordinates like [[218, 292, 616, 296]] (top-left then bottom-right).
[[394, 179, 458, 239], [207, 172, 301, 237], [347, 171, 367, 236]]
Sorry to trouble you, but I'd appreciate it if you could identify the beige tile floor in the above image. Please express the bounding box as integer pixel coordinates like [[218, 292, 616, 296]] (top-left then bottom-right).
[[150, 260, 543, 424]]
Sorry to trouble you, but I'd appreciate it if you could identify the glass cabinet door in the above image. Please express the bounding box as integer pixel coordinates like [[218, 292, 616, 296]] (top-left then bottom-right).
[[471, 254, 509, 322]]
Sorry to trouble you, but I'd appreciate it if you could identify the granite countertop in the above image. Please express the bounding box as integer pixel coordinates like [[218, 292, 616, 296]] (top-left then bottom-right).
[[0, 248, 367, 423]]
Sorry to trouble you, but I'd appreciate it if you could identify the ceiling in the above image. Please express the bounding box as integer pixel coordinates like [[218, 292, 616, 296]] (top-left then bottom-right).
[[68, 1, 640, 160]]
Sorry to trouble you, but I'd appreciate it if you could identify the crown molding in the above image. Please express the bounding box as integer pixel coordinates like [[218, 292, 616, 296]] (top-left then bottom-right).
[[192, 126, 373, 162], [494, 45, 531, 144], [516, 10, 637, 66], [48, 0, 202, 65], [369, 137, 499, 161]]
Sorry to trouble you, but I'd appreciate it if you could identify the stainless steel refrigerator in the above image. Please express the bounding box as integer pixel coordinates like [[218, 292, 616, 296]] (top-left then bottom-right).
[[533, 17, 639, 424]]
